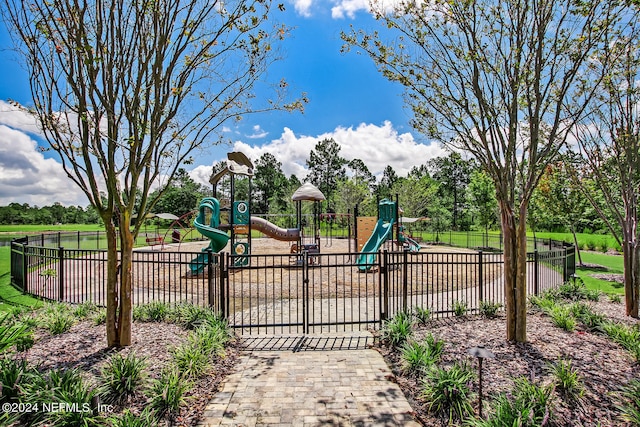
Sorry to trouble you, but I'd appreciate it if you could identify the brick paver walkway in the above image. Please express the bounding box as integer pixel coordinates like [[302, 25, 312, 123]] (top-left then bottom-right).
[[197, 333, 421, 427]]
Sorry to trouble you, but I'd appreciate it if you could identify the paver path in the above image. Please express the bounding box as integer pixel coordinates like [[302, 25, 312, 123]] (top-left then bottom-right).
[[197, 333, 422, 427]]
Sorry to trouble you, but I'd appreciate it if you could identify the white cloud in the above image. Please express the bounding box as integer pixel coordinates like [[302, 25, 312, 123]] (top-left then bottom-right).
[[293, 0, 314, 16], [189, 121, 445, 186], [0, 124, 89, 206], [246, 124, 268, 139], [331, 0, 402, 18], [0, 100, 42, 136]]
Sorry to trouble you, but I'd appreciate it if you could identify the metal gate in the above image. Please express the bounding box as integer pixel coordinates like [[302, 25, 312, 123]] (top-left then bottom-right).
[[221, 251, 385, 334]]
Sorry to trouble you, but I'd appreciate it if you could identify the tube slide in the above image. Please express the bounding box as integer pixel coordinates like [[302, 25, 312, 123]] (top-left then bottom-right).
[[250, 216, 299, 241], [356, 219, 394, 271], [191, 197, 230, 274]]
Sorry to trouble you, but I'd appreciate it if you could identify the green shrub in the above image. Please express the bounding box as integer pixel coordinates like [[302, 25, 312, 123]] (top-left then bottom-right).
[[468, 377, 554, 427], [547, 358, 584, 400], [0, 357, 36, 403], [381, 311, 413, 348], [108, 408, 158, 427], [479, 300, 502, 318], [400, 334, 444, 377], [557, 278, 587, 301], [170, 304, 218, 329], [609, 293, 622, 304], [601, 321, 640, 361], [549, 306, 576, 332], [47, 310, 76, 335], [73, 301, 99, 319], [92, 308, 107, 325], [148, 368, 192, 417], [421, 362, 475, 424], [452, 300, 468, 316], [171, 338, 212, 379], [99, 352, 147, 404], [134, 301, 171, 323], [413, 306, 431, 324], [617, 379, 640, 425], [21, 368, 102, 427], [0, 314, 32, 354]]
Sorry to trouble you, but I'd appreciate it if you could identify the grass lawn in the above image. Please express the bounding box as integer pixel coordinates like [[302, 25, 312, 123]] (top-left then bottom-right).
[[0, 224, 104, 233], [574, 250, 625, 296], [0, 247, 43, 312]]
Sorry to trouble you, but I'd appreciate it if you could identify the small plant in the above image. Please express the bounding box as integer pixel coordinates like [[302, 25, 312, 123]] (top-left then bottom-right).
[[584, 288, 601, 302], [547, 358, 584, 400], [452, 300, 468, 317], [99, 352, 147, 404], [549, 306, 576, 332], [0, 314, 32, 354], [529, 294, 557, 312], [558, 278, 587, 300], [47, 310, 76, 335], [134, 301, 170, 322], [73, 301, 99, 319], [421, 362, 475, 424], [92, 308, 107, 325], [171, 338, 212, 379], [413, 306, 431, 324], [479, 300, 502, 318], [108, 408, 158, 427], [609, 293, 622, 304], [400, 334, 444, 377], [617, 378, 640, 425], [601, 321, 640, 361], [468, 377, 554, 427], [171, 303, 218, 329], [0, 357, 36, 403], [381, 311, 413, 347], [148, 367, 192, 417]]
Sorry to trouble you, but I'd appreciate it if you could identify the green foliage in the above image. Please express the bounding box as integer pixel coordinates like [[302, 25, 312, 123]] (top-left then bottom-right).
[[609, 293, 622, 303], [468, 377, 554, 427], [400, 334, 444, 376], [108, 408, 158, 427], [381, 311, 413, 348], [617, 379, 640, 425], [99, 352, 147, 405], [549, 306, 576, 332], [134, 301, 171, 323], [600, 321, 640, 361], [73, 301, 100, 319], [421, 362, 475, 424], [547, 358, 584, 400], [529, 293, 558, 312], [148, 368, 192, 417], [20, 368, 102, 426], [452, 300, 468, 316], [0, 357, 36, 403], [412, 306, 431, 324], [479, 300, 502, 318], [170, 303, 218, 330], [37, 302, 76, 335], [0, 313, 32, 354]]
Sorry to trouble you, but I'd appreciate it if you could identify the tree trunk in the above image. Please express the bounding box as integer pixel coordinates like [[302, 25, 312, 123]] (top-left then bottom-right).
[[623, 239, 639, 318], [104, 219, 119, 347], [500, 200, 528, 342]]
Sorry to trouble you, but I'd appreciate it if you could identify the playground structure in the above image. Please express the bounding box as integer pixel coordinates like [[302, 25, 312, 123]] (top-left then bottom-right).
[[190, 152, 327, 271]]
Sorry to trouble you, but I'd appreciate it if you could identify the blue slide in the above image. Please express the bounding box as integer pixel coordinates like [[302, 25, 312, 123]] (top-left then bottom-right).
[[190, 197, 230, 274], [356, 219, 394, 271]]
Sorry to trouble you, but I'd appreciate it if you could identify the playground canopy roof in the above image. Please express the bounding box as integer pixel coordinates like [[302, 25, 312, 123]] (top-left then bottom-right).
[[132, 213, 180, 220], [401, 217, 430, 223], [291, 182, 325, 202]]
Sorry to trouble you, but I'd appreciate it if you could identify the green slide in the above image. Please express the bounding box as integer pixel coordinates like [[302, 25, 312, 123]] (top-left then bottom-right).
[[191, 197, 230, 274], [356, 218, 394, 271]]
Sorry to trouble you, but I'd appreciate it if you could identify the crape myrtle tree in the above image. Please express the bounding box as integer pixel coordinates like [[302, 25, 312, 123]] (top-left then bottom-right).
[[2, 0, 305, 346], [342, 0, 626, 341], [571, 23, 640, 317]]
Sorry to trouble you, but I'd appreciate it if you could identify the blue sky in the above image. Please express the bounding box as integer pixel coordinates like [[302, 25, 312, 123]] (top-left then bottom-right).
[[0, 0, 446, 207]]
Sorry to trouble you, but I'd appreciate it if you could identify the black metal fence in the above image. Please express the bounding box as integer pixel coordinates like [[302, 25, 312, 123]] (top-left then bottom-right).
[[10, 235, 575, 335]]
